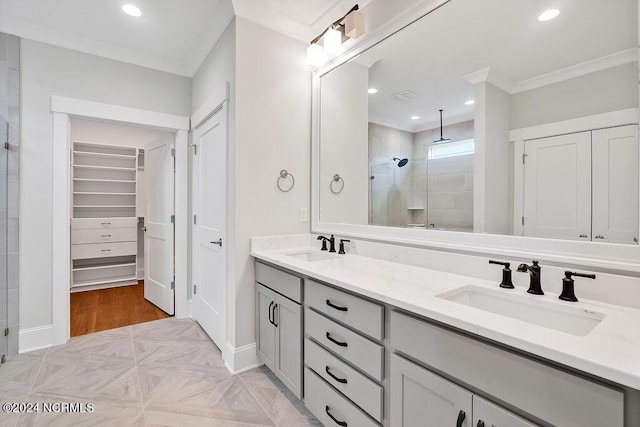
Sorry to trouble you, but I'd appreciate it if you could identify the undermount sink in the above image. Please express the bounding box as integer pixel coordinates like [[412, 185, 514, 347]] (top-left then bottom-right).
[[437, 286, 605, 336], [284, 250, 338, 262]]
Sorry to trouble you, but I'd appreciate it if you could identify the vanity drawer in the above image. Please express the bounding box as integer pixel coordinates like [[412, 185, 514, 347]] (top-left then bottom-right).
[[304, 367, 379, 427], [306, 279, 384, 341], [255, 262, 302, 303], [71, 227, 137, 244], [71, 217, 138, 230], [305, 338, 383, 422], [306, 308, 384, 381], [71, 242, 137, 260], [390, 310, 624, 427]]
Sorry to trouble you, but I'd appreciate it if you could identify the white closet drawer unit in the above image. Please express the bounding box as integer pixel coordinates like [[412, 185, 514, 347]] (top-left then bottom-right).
[[71, 217, 138, 230], [304, 368, 379, 427], [72, 242, 137, 260], [306, 308, 384, 381], [72, 228, 137, 244], [305, 338, 383, 422], [306, 279, 384, 341]]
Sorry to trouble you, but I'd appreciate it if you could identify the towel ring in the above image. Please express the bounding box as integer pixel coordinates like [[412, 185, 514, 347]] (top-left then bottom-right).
[[277, 169, 295, 192], [330, 174, 344, 194]]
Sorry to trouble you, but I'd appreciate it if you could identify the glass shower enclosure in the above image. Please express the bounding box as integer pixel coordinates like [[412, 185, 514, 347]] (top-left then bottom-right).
[[1, 115, 8, 364]]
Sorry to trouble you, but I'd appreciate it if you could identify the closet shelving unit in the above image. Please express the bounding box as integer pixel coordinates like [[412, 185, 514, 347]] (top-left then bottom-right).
[[71, 141, 139, 292]]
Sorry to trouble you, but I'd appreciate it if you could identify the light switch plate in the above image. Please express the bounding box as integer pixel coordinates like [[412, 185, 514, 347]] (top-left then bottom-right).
[[300, 208, 308, 222]]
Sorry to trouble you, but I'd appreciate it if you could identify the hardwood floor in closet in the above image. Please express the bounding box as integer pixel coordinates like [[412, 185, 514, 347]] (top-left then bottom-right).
[[70, 281, 170, 337]]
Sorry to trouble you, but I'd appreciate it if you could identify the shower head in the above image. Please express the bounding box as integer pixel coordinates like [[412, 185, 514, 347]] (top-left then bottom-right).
[[393, 157, 409, 167]]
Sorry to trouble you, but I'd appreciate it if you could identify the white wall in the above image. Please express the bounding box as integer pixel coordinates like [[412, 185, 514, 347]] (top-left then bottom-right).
[[234, 17, 311, 348], [320, 62, 369, 225], [20, 39, 190, 335], [70, 118, 173, 149], [510, 63, 638, 130]]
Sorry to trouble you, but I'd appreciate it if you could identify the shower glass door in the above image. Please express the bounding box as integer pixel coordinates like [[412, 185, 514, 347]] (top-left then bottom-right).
[[0, 116, 8, 364]]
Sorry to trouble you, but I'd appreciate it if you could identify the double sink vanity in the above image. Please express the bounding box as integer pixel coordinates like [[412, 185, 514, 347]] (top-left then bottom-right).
[[251, 235, 640, 427]]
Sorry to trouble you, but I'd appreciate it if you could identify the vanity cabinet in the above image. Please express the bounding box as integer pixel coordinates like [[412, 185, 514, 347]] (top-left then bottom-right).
[[390, 310, 624, 427], [255, 262, 302, 398], [390, 354, 534, 427], [304, 279, 385, 425]]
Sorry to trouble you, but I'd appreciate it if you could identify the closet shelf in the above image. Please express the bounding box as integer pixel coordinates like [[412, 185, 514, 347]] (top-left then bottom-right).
[[73, 178, 136, 183], [73, 164, 136, 171], [74, 205, 136, 208], [73, 151, 137, 160], [73, 262, 136, 272], [72, 275, 138, 288], [74, 192, 136, 196]]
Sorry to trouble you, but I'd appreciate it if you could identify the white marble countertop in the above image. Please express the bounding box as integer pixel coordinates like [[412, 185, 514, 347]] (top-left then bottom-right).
[[251, 241, 640, 390]]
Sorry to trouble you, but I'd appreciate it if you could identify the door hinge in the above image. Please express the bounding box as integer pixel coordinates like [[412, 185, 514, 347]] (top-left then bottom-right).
[[1, 354, 5, 364], [3, 142, 8, 150], [193, 284, 197, 294], [193, 215, 197, 225], [4, 328, 8, 336], [170, 215, 175, 224], [522, 153, 528, 164], [192, 144, 198, 155], [521, 216, 525, 226], [170, 276, 175, 290], [170, 148, 175, 157]]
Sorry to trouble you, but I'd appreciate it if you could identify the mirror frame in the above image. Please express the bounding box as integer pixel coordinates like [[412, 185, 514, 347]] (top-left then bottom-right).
[[311, 0, 640, 273]]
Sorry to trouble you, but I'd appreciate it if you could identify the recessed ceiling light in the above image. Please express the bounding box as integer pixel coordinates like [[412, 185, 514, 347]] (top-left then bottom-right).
[[368, 88, 378, 94], [410, 115, 420, 120], [122, 4, 142, 17], [538, 9, 559, 22], [465, 99, 475, 105]]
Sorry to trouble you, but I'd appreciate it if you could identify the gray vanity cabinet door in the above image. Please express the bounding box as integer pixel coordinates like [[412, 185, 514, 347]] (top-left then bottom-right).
[[391, 354, 472, 427], [473, 396, 537, 427], [274, 294, 302, 398], [256, 284, 276, 371]]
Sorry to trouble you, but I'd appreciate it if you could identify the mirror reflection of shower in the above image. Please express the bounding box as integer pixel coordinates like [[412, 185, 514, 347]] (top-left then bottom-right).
[[393, 157, 409, 167]]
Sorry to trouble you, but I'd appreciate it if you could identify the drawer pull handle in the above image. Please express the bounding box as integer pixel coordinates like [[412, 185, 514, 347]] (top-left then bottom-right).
[[456, 410, 466, 427], [272, 303, 278, 327], [325, 405, 347, 427], [100, 222, 111, 226], [268, 301, 274, 325], [100, 249, 112, 253], [477, 421, 485, 427], [325, 366, 347, 384], [595, 235, 605, 239], [326, 299, 348, 312], [326, 332, 348, 347], [101, 234, 112, 239]]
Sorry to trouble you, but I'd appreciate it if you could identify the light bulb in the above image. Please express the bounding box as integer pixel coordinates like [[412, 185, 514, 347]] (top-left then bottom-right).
[[538, 9, 560, 22], [122, 4, 142, 17], [323, 28, 342, 54], [307, 43, 328, 67]]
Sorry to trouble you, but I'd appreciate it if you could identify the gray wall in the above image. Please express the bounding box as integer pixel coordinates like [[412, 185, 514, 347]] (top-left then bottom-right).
[[510, 63, 638, 129]]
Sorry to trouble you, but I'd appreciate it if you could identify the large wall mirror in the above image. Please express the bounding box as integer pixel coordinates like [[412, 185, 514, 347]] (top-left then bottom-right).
[[315, 0, 640, 260]]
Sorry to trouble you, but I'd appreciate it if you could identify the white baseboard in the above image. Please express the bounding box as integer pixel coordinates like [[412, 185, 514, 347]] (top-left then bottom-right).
[[223, 341, 261, 374], [19, 325, 53, 353]]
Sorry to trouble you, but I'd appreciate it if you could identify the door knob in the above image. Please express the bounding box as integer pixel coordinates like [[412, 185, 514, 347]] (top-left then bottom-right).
[[211, 238, 223, 246]]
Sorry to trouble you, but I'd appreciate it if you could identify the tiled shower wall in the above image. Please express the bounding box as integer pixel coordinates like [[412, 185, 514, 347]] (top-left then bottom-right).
[[0, 33, 20, 358]]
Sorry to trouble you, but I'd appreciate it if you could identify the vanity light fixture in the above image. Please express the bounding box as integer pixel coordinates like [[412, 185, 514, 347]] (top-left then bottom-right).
[[464, 99, 475, 105], [411, 115, 420, 120], [368, 88, 378, 94], [122, 4, 142, 17], [307, 5, 365, 67], [538, 9, 560, 21]]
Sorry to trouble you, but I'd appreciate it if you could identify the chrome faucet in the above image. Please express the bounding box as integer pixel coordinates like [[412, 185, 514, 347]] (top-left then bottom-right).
[[517, 260, 543, 295]]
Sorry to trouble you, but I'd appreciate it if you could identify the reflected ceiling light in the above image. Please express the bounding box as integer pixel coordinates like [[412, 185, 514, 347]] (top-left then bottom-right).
[[122, 4, 142, 17], [538, 9, 559, 21], [307, 5, 366, 67], [368, 88, 378, 94], [411, 115, 420, 120], [464, 99, 475, 105]]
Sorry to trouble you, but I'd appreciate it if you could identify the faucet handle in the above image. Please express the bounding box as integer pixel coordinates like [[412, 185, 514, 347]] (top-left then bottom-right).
[[489, 260, 514, 289], [316, 235, 329, 251], [560, 271, 596, 302], [338, 239, 351, 255]]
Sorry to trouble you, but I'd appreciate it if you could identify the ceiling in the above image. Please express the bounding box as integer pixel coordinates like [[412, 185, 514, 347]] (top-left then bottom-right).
[[0, 0, 364, 77], [349, 0, 638, 132]]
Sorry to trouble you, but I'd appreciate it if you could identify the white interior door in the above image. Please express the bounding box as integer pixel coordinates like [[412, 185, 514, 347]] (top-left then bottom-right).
[[523, 132, 591, 241], [192, 106, 227, 350], [592, 125, 639, 244], [144, 135, 175, 315]]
